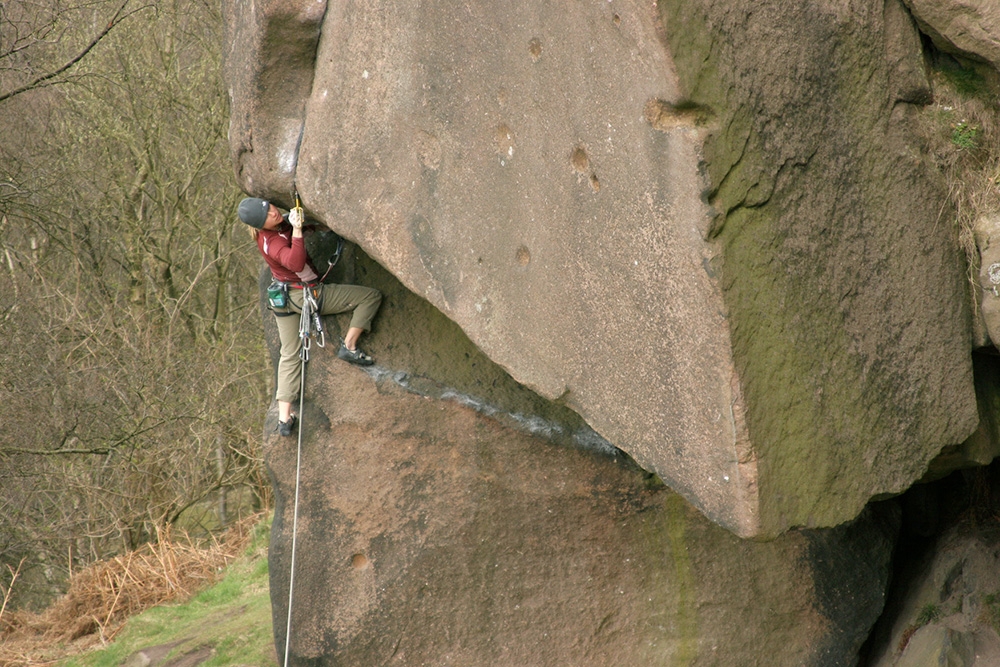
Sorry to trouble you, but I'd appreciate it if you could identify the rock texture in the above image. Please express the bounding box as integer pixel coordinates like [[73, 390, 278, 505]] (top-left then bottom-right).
[[264, 352, 898, 666], [659, 0, 982, 534], [865, 516, 1000, 666], [895, 626, 976, 667], [228, 0, 760, 536], [925, 354, 1000, 482], [901, 0, 1000, 73], [225, 0, 985, 537], [223, 0, 325, 196], [975, 215, 1000, 346]]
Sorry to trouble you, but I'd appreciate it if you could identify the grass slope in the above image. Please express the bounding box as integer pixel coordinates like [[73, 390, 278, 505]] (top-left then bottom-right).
[[58, 519, 276, 667]]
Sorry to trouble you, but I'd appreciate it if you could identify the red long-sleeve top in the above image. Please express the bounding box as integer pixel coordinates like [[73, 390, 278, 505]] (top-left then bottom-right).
[[257, 222, 320, 284]]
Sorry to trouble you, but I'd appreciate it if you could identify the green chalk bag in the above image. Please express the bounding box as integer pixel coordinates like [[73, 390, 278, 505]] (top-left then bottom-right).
[[267, 280, 289, 309]]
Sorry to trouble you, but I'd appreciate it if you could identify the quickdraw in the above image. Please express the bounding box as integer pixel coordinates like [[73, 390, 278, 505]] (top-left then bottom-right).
[[298, 286, 325, 361]]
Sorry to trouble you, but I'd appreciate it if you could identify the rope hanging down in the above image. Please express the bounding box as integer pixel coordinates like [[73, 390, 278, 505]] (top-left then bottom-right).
[[282, 190, 316, 667], [282, 353, 306, 667]]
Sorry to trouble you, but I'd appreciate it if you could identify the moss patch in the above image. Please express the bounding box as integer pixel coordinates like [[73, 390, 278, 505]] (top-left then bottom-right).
[[657, 0, 974, 532]]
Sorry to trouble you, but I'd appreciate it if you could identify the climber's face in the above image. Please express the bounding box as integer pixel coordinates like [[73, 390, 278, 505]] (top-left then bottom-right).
[[262, 204, 283, 230]]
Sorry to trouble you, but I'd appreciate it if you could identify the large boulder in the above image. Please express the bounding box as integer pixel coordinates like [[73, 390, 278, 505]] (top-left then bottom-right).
[[264, 351, 899, 666], [225, 0, 980, 538], [228, 0, 761, 536]]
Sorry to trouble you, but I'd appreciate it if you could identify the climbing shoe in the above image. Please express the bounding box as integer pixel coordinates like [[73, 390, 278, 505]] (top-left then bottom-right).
[[337, 341, 374, 366], [277, 414, 297, 437]]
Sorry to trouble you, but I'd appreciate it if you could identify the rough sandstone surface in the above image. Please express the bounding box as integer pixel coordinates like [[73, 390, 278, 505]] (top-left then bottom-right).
[[901, 0, 1000, 73], [222, 3, 1000, 661], [975, 215, 1000, 347], [866, 517, 1000, 666], [312, 2, 770, 532], [227, 0, 760, 537], [264, 355, 898, 666], [224, 0, 984, 537]]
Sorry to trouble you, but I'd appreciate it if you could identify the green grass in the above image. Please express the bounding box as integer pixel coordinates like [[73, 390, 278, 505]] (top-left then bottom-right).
[[915, 603, 941, 626], [983, 592, 1000, 634], [59, 517, 276, 667], [952, 120, 980, 150], [939, 61, 989, 99]]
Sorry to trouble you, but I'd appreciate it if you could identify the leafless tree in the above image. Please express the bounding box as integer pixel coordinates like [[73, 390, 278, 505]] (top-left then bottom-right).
[[0, 0, 269, 610], [0, 0, 148, 103]]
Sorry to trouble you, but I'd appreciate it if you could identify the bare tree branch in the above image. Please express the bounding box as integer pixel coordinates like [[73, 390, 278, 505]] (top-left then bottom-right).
[[0, 0, 145, 104], [0, 447, 111, 456], [0, 0, 267, 604]]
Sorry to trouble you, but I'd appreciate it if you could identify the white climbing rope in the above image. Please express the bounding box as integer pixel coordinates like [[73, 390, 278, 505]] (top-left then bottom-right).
[[283, 285, 318, 667], [284, 326, 309, 667]]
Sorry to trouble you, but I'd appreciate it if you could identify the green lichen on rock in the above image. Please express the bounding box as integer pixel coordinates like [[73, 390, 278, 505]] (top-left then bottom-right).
[[658, 0, 977, 532]]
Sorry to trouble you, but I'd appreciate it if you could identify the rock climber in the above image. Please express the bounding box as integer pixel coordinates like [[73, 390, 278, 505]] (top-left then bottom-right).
[[238, 196, 382, 436]]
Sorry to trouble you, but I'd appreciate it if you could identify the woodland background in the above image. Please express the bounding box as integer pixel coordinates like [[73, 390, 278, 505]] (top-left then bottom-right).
[[0, 0, 270, 613]]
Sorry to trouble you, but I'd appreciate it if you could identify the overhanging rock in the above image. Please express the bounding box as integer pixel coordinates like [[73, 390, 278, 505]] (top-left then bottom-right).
[[225, 0, 980, 537]]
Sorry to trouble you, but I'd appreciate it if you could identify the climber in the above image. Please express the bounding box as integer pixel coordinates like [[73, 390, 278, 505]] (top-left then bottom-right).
[[238, 196, 382, 436]]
